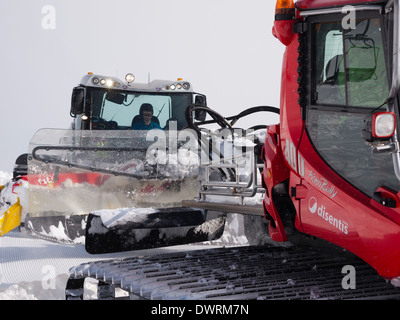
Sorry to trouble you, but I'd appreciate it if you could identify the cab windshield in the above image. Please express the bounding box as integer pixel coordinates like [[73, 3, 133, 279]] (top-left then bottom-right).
[[87, 88, 193, 130]]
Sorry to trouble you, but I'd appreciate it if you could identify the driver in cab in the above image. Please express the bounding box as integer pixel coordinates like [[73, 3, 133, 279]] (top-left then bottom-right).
[[132, 103, 162, 130]]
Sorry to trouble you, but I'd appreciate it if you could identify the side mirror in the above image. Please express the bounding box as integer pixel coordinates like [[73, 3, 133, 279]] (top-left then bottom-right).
[[70, 87, 85, 117], [194, 95, 207, 121]]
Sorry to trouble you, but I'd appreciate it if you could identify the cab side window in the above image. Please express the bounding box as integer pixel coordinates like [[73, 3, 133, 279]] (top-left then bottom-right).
[[313, 19, 388, 108], [306, 15, 400, 198]]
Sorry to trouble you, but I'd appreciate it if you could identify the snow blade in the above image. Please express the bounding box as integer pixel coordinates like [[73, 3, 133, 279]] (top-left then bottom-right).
[[85, 208, 226, 254], [26, 128, 201, 244], [29, 128, 200, 180], [25, 214, 87, 243], [0, 198, 22, 236]]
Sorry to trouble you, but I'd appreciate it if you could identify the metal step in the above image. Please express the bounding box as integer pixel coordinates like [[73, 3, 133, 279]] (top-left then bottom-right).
[[66, 245, 400, 300]]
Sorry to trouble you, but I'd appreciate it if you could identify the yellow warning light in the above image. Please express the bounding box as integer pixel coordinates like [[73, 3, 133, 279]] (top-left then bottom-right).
[[177, 78, 183, 81], [273, 0, 295, 45], [275, 0, 295, 16], [88, 72, 93, 75]]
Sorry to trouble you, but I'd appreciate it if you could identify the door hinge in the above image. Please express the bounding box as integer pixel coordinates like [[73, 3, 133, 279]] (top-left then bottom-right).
[[293, 22, 308, 34], [291, 185, 308, 200]]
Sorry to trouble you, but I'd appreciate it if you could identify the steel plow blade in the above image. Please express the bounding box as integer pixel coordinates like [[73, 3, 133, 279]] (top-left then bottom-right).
[[24, 214, 87, 244], [25, 128, 202, 244], [85, 208, 226, 254], [29, 128, 200, 180]]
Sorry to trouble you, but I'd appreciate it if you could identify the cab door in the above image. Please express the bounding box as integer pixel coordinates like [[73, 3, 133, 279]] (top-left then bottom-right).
[[296, 9, 400, 243]]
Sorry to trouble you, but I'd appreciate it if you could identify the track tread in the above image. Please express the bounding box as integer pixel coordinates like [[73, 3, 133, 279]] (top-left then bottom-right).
[[67, 245, 400, 300]]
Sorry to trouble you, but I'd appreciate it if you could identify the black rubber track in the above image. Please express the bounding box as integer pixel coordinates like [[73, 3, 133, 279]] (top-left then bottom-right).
[[66, 244, 400, 300]]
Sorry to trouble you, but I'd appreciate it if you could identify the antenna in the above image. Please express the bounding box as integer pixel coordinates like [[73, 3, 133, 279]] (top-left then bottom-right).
[[148, 72, 151, 84]]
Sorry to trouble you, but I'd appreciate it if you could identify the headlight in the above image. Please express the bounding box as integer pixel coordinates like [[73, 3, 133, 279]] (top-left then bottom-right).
[[363, 111, 397, 142], [125, 73, 135, 83], [166, 81, 191, 91], [373, 112, 396, 138], [105, 79, 114, 87]]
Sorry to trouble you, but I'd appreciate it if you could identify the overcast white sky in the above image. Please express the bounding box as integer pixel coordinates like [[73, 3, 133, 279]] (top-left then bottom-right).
[[0, 0, 284, 172]]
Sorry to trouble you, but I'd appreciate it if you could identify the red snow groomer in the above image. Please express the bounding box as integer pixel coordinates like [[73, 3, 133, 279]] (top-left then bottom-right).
[[262, 0, 400, 280]]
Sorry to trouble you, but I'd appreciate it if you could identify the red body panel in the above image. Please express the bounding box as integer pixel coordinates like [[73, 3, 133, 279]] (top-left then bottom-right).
[[262, 0, 400, 279], [262, 125, 290, 241], [297, 134, 400, 278]]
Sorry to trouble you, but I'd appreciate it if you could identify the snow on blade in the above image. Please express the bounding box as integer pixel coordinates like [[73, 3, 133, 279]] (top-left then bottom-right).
[[0, 171, 12, 185], [0, 173, 28, 221], [91, 207, 160, 229]]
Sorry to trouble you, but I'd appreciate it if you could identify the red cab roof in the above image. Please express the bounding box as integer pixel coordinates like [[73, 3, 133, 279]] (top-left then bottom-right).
[[296, 0, 386, 10]]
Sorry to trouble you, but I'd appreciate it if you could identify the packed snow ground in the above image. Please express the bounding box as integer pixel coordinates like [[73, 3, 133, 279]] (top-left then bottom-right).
[[0, 171, 249, 299], [0, 172, 11, 186]]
